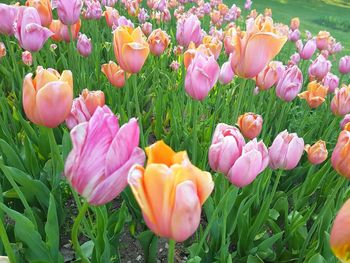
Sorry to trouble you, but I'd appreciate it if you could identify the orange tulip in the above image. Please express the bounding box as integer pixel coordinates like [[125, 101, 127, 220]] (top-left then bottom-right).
[[49, 19, 81, 43], [101, 61, 129, 88], [23, 66, 73, 128], [128, 140, 214, 242], [304, 140, 328, 165], [316, 31, 330, 50], [237, 112, 263, 139], [147, 29, 170, 56], [103, 6, 119, 28], [218, 3, 228, 16], [345, 123, 350, 132], [25, 0, 52, 27], [298, 81, 328, 108], [202, 35, 222, 60], [113, 26, 150, 73], [229, 15, 287, 78], [331, 130, 350, 179], [184, 42, 212, 69]]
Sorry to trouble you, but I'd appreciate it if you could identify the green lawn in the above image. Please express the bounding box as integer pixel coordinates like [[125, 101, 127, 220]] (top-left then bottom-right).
[[233, 0, 350, 52]]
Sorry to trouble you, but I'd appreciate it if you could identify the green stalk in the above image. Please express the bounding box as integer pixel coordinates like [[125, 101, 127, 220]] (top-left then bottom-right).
[[191, 100, 199, 164], [46, 127, 64, 187], [233, 78, 248, 123], [132, 74, 145, 147], [0, 217, 16, 263], [167, 239, 176, 263]]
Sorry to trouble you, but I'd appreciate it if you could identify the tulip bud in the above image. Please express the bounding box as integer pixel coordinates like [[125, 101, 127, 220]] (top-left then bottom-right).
[[298, 39, 316, 60], [331, 85, 350, 116], [219, 55, 234, 85], [237, 112, 263, 140], [0, 42, 6, 58], [316, 31, 330, 50], [304, 140, 328, 165], [57, 0, 83, 25], [288, 29, 300, 42], [322, 72, 339, 93], [101, 61, 128, 88], [339, 56, 350, 75], [147, 29, 170, 56], [77, 33, 92, 57], [290, 17, 299, 31], [331, 130, 350, 178], [22, 51, 33, 66], [269, 130, 304, 170], [256, 61, 285, 91], [276, 65, 303, 102], [308, 54, 331, 81], [298, 81, 328, 109]]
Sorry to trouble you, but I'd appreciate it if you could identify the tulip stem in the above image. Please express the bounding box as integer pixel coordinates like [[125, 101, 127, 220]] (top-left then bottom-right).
[[192, 100, 199, 164], [132, 74, 145, 147], [0, 211, 17, 263], [167, 239, 176, 263], [72, 201, 91, 263], [46, 127, 64, 187]]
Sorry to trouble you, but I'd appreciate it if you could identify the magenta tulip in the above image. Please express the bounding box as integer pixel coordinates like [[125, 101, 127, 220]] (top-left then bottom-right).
[[276, 65, 303, 102]]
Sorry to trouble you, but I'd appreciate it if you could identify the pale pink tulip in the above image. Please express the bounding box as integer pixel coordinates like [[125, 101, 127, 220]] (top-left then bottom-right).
[[339, 56, 350, 75], [0, 4, 19, 36], [256, 61, 285, 91], [176, 14, 202, 47], [298, 39, 316, 60], [322, 72, 339, 93], [77, 33, 92, 57], [219, 55, 234, 85], [308, 54, 331, 81], [57, 0, 83, 25], [276, 65, 303, 102]]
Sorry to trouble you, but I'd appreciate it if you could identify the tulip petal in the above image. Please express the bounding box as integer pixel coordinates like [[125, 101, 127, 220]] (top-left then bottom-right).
[[23, 73, 41, 125], [121, 42, 149, 73], [146, 140, 176, 166]]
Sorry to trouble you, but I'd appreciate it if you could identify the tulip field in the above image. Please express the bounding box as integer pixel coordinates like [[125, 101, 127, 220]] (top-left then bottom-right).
[[1, 0, 350, 262]]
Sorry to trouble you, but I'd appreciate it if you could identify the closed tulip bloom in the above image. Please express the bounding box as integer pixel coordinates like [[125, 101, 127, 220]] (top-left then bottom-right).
[[322, 72, 339, 93], [230, 16, 287, 78], [298, 81, 328, 109], [331, 85, 350, 116], [290, 17, 299, 31], [66, 89, 105, 129], [141, 22, 152, 36], [184, 42, 212, 69], [113, 26, 150, 74], [316, 31, 330, 50], [25, 0, 52, 27], [237, 112, 263, 139], [304, 140, 327, 165], [330, 199, 350, 262], [228, 139, 269, 187], [22, 51, 33, 66], [269, 130, 304, 170], [276, 65, 303, 102], [0, 42, 6, 58], [103, 6, 119, 27], [308, 54, 331, 81], [185, 53, 220, 101], [340, 115, 350, 130], [176, 14, 202, 47], [223, 27, 236, 55], [101, 61, 128, 88], [128, 140, 214, 242], [65, 106, 145, 205], [331, 130, 350, 179], [0, 4, 18, 36], [23, 66, 73, 128], [147, 29, 170, 56], [339, 56, 350, 75], [219, 55, 234, 85], [256, 61, 285, 91], [288, 29, 300, 42], [298, 39, 316, 60], [57, 0, 82, 25], [202, 35, 222, 60], [49, 19, 81, 42], [208, 123, 245, 174], [289, 53, 300, 66], [14, 7, 53, 52], [77, 33, 92, 57], [83, 0, 102, 20]]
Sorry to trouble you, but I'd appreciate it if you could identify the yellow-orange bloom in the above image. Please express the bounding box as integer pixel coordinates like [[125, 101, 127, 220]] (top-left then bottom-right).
[[290, 17, 300, 31], [264, 8, 272, 17], [298, 81, 328, 108], [345, 123, 350, 132], [25, 0, 52, 27], [184, 42, 212, 69], [101, 61, 129, 88], [147, 29, 170, 56], [230, 15, 287, 78], [218, 3, 229, 16], [23, 66, 73, 128], [304, 140, 328, 165], [202, 35, 222, 60], [113, 26, 150, 73], [128, 141, 214, 242]]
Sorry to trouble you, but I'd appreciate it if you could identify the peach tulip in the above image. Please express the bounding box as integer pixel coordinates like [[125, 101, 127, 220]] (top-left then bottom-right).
[[298, 81, 328, 109], [229, 15, 287, 78], [304, 140, 328, 165], [0, 42, 6, 58], [316, 31, 330, 50], [183, 42, 212, 69], [103, 6, 119, 27], [22, 51, 32, 66], [128, 140, 214, 242], [101, 61, 129, 88], [290, 17, 299, 31], [113, 26, 149, 74], [256, 61, 285, 91], [25, 0, 52, 27], [147, 29, 170, 56], [331, 85, 350, 116], [237, 112, 263, 140], [202, 35, 222, 60], [331, 130, 350, 179], [23, 66, 73, 128], [49, 19, 81, 42]]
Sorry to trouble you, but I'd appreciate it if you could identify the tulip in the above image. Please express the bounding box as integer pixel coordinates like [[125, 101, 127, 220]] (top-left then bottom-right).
[[126, 0, 139, 17], [264, 8, 272, 17], [57, 0, 82, 25], [22, 51, 33, 66], [331, 85, 350, 116], [230, 16, 287, 78], [276, 65, 303, 102], [218, 3, 228, 15], [244, 0, 252, 10], [290, 17, 299, 31], [298, 39, 316, 60], [141, 22, 152, 36], [185, 53, 220, 101], [113, 26, 150, 74], [183, 42, 212, 69], [66, 89, 105, 129], [210, 10, 222, 26], [115, 16, 134, 28], [77, 33, 92, 57], [289, 53, 300, 66], [298, 81, 328, 109], [103, 6, 119, 27], [170, 61, 180, 71], [308, 54, 331, 81], [101, 61, 128, 88], [137, 8, 149, 23], [23, 66, 73, 128], [237, 113, 263, 140], [0, 42, 6, 58], [0, 4, 18, 36], [228, 139, 269, 187], [202, 35, 222, 60], [128, 140, 213, 241], [331, 130, 350, 179], [60, 20, 81, 42], [339, 56, 350, 75], [223, 27, 236, 55], [25, 0, 52, 27], [208, 123, 245, 174], [329, 41, 343, 55], [340, 115, 350, 130], [147, 29, 170, 56], [176, 14, 202, 47], [256, 61, 285, 91], [83, 0, 102, 20], [219, 55, 234, 85], [316, 31, 330, 50], [330, 198, 350, 262], [14, 7, 53, 52], [322, 72, 339, 93], [65, 106, 145, 205], [269, 130, 304, 170], [288, 29, 300, 42], [304, 140, 328, 165]]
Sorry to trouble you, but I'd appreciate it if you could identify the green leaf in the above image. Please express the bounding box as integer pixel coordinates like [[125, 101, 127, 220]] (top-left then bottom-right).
[[247, 255, 264, 263], [0, 139, 25, 171], [137, 230, 158, 263], [308, 253, 326, 263]]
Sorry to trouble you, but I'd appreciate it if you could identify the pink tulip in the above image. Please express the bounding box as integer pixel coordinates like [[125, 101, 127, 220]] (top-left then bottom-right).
[[13, 7, 53, 52], [185, 53, 220, 101], [288, 29, 300, 42], [77, 33, 92, 57], [331, 86, 350, 116], [331, 130, 350, 179], [208, 123, 245, 174], [339, 56, 350, 75], [219, 55, 234, 85], [322, 72, 339, 93], [22, 51, 32, 66], [289, 53, 300, 66], [256, 61, 285, 91], [83, 0, 102, 20], [65, 106, 145, 205], [308, 54, 331, 81], [244, 0, 252, 10], [138, 8, 149, 23], [340, 114, 350, 130], [176, 14, 202, 47], [57, 0, 82, 25], [0, 4, 19, 36], [141, 22, 153, 36], [329, 42, 342, 55], [170, 61, 180, 71], [276, 65, 303, 102], [269, 130, 304, 170], [228, 139, 269, 187], [298, 39, 316, 60]]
